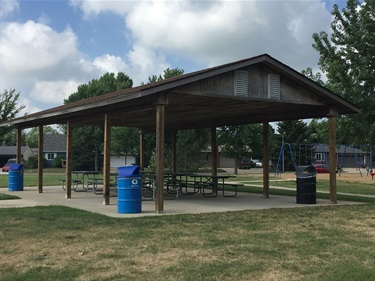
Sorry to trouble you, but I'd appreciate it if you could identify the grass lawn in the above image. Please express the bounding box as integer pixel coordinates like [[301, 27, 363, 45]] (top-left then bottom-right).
[[1, 170, 374, 280], [0, 205, 374, 281]]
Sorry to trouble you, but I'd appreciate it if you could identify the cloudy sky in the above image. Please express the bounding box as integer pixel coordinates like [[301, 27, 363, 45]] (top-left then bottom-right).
[[0, 0, 343, 115]]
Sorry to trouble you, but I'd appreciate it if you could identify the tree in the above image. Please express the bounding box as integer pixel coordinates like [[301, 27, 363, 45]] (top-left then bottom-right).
[[218, 124, 264, 174], [144, 67, 184, 84], [312, 0, 375, 145], [277, 120, 309, 169], [111, 126, 139, 161], [25, 126, 59, 148], [64, 73, 133, 171], [0, 89, 25, 145], [301, 67, 325, 86]]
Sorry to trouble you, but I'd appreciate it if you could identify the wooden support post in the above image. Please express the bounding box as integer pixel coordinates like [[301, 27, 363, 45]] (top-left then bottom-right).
[[172, 130, 177, 174], [155, 94, 167, 214], [263, 122, 270, 198], [16, 127, 22, 163], [38, 125, 43, 193], [139, 129, 144, 171], [103, 114, 111, 205], [211, 127, 218, 191], [65, 121, 72, 199], [328, 115, 337, 204]]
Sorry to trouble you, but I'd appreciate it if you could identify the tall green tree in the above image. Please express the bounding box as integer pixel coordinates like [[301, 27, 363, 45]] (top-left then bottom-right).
[[218, 124, 264, 174], [312, 0, 375, 145], [64, 73, 133, 170], [276, 120, 309, 169], [0, 89, 25, 145], [174, 129, 210, 172]]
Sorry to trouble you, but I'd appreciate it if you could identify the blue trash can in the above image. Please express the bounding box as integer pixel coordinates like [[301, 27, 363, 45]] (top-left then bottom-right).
[[117, 166, 142, 214], [8, 164, 24, 191]]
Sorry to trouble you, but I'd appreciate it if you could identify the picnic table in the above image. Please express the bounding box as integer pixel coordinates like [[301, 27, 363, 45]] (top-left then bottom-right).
[[138, 172, 240, 199], [188, 174, 238, 197], [61, 171, 117, 194]]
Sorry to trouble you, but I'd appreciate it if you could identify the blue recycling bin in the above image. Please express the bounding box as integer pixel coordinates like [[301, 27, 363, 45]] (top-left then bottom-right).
[[117, 166, 142, 214], [8, 164, 24, 191]]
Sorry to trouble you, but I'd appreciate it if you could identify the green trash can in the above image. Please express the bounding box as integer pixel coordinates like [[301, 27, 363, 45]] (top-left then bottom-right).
[[8, 164, 24, 191]]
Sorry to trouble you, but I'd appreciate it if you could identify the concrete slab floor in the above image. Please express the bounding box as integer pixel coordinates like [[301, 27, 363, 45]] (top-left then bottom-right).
[[0, 186, 362, 218]]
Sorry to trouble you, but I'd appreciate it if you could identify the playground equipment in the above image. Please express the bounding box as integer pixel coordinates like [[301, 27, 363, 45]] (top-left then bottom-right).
[[274, 142, 297, 176], [274, 142, 374, 178]]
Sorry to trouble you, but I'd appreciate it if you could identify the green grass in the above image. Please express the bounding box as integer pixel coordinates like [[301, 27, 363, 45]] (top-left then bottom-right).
[[0, 205, 374, 280], [0, 173, 64, 188], [233, 175, 375, 196], [0, 193, 20, 200]]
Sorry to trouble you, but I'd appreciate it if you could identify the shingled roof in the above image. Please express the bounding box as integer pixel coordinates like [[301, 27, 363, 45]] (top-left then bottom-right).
[[0, 54, 360, 132], [43, 134, 66, 152]]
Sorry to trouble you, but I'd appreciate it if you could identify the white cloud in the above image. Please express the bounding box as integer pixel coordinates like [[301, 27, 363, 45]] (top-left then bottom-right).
[[72, 0, 332, 73], [1, 0, 334, 116], [0, 21, 78, 74], [0, 0, 19, 19], [0, 20, 122, 111], [29, 80, 81, 105], [93, 54, 128, 74]]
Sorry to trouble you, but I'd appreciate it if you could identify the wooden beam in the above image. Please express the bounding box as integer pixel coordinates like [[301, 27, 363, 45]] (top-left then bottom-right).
[[38, 125, 43, 193], [16, 127, 22, 163], [65, 121, 72, 199], [139, 129, 144, 171], [155, 103, 165, 214], [103, 113, 111, 205], [211, 127, 218, 192], [263, 122, 270, 198], [171, 131, 177, 174], [328, 116, 337, 204]]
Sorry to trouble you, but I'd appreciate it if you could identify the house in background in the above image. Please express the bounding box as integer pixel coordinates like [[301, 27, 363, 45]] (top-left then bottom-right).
[[203, 146, 236, 168], [43, 134, 67, 167], [0, 145, 34, 166], [314, 144, 371, 168]]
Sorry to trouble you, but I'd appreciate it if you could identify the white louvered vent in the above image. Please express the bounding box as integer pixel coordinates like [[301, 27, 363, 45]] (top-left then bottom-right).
[[234, 70, 248, 97], [268, 74, 280, 99]]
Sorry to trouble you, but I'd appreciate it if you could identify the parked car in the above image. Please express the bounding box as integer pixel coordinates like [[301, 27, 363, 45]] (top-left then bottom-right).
[[239, 159, 253, 169], [1, 158, 20, 172], [252, 159, 262, 168], [314, 163, 329, 173], [1, 164, 10, 172]]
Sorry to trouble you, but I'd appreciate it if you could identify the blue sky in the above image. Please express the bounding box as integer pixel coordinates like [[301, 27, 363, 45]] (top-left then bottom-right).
[[0, 0, 346, 114]]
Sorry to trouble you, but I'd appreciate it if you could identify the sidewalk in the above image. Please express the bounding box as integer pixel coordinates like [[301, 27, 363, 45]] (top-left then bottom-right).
[[0, 185, 363, 218]]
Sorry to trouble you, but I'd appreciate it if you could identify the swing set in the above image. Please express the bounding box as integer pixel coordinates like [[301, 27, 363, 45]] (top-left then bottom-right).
[[274, 143, 374, 178]]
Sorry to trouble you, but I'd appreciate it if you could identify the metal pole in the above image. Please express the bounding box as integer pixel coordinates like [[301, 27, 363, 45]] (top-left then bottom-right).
[[282, 133, 285, 172]]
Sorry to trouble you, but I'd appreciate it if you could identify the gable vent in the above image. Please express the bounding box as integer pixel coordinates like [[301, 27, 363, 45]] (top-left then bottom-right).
[[268, 74, 280, 99], [234, 70, 248, 97]]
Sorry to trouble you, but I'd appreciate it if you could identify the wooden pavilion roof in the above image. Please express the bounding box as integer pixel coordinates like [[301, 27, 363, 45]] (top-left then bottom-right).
[[1, 54, 360, 131]]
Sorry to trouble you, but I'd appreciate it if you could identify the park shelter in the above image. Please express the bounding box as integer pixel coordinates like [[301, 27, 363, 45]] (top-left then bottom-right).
[[0, 54, 360, 213]]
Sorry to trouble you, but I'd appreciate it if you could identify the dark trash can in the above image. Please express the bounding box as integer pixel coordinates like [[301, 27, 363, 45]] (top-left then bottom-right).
[[117, 166, 142, 214], [8, 164, 24, 191], [296, 165, 316, 204]]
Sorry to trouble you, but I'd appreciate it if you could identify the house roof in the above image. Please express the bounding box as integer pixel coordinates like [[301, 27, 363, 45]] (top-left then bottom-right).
[[314, 144, 368, 154], [0, 54, 360, 132], [43, 134, 66, 152], [0, 146, 29, 156]]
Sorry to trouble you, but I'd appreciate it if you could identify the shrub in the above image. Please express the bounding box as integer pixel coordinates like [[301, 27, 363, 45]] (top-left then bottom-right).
[[25, 155, 48, 169], [53, 156, 64, 168]]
